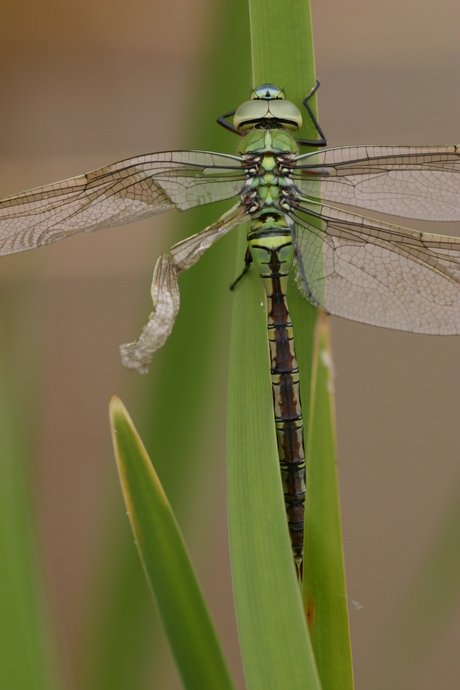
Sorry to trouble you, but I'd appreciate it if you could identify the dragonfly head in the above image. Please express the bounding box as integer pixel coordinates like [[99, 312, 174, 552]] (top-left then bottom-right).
[[233, 84, 303, 133]]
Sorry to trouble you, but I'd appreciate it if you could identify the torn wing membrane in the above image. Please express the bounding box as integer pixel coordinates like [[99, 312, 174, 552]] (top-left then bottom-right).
[[0, 151, 246, 256], [120, 254, 181, 375], [120, 203, 250, 374], [290, 199, 460, 334], [293, 145, 460, 221]]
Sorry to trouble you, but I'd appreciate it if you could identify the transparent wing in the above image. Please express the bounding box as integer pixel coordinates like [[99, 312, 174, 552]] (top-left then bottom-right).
[[289, 199, 460, 334], [293, 145, 460, 221], [0, 150, 245, 255]]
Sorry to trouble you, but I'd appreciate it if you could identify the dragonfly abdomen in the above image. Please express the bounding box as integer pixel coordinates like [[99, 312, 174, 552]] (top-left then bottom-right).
[[248, 218, 306, 574]]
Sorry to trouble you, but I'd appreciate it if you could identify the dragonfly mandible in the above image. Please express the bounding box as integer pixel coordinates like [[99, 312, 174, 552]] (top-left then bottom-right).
[[1, 83, 460, 574]]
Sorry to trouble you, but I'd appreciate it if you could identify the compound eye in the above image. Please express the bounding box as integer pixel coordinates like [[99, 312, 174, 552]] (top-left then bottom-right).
[[233, 100, 272, 131], [268, 101, 302, 130], [233, 96, 302, 132]]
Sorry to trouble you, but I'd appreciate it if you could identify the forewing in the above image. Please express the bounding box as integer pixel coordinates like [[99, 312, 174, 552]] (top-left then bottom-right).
[[0, 150, 245, 255], [293, 145, 460, 221], [289, 200, 460, 334]]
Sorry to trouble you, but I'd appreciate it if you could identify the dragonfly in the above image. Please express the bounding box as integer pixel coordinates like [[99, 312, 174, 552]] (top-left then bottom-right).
[[1, 83, 460, 575]]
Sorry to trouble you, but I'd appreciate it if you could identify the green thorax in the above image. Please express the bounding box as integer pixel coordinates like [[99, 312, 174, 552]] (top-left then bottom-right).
[[239, 131, 298, 210], [238, 129, 299, 156]]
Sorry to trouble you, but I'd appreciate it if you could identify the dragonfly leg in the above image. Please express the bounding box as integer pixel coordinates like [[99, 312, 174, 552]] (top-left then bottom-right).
[[217, 110, 244, 137], [296, 79, 327, 148], [230, 249, 253, 290]]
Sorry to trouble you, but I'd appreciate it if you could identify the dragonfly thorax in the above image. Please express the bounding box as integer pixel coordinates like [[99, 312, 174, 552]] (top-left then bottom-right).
[[239, 132, 299, 216], [238, 129, 299, 156], [233, 84, 302, 133], [241, 151, 297, 216]]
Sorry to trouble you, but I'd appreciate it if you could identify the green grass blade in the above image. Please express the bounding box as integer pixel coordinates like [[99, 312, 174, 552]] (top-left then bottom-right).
[[0, 373, 59, 690], [249, 0, 319, 142], [109, 397, 236, 690], [227, 1, 353, 688], [227, 229, 321, 690], [302, 314, 354, 689]]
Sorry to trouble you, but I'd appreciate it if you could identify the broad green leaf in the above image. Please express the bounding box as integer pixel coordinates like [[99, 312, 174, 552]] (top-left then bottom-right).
[[303, 314, 354, 689], [109, 397, 236, 690]]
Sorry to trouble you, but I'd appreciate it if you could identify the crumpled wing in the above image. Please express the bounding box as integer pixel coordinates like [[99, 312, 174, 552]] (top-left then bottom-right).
[[169, 202, 250, 272], [289, 199, 460, 334], [0, 150, 245, 255], [293, 145, 460, 221], [120, 254, 180, 374], [120, 203, 249, 373]]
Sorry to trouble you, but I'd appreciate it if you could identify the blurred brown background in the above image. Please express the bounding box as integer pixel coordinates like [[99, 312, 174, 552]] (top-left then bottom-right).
[[0, 0, 459, 688]]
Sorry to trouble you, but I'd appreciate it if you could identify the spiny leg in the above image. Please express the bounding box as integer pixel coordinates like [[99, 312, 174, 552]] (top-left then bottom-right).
[[296, 80, 327, 148], [230, 248, 253, 291], [217, 109, 244, 137]]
